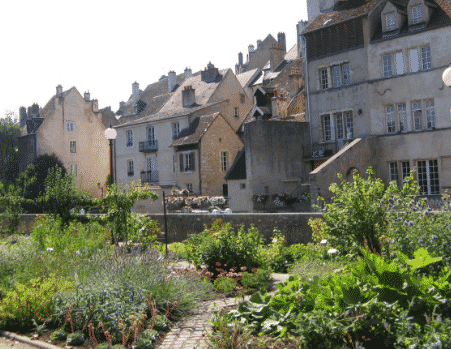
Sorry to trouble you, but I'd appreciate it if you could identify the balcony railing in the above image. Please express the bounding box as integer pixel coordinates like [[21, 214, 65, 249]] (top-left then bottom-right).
[[303, 139, 353, 159], [139, 140, 158, 153], [140, 170, 158, 183]]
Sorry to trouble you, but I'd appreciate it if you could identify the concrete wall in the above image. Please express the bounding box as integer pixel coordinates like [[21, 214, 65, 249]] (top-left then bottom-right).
[[245, 120, 310, 201], [228, 180, 252, 212], [309, 137, 379, 203], [7, 213, 321, 246]]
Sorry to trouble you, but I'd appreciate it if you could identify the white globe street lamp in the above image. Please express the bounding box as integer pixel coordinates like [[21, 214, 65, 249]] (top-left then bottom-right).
[[442, 63, 451, 87], [104, 125, 117, 184]]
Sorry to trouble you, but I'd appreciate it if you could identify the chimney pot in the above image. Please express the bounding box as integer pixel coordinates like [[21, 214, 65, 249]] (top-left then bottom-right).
[[168, 70, 177, 93], [132, 82, 139, 104], [56, 85, 63, 95], [184, 67, 192, 79], [84, 91, 90, 101]]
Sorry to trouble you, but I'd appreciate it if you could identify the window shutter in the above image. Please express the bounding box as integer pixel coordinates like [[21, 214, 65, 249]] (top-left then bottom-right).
[[191, 152, 195, 171], [180, 154, 184, 172]]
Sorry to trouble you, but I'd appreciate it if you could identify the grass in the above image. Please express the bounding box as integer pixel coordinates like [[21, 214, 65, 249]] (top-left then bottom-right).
[[289, 257, 356, 282]]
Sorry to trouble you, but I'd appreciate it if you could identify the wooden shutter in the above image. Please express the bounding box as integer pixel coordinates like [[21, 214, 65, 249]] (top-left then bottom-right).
[[180, 154, 184, 172]]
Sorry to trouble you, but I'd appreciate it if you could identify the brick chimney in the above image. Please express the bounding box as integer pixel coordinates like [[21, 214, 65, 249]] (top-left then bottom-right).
[[84, 91, 90, 101], [238, 52, 243, 65], [56, 85, 63, 95], [168, 70, 177, 92], [119, 101, 125, 108], [132, 82, 139, 104], [19, 107, 27, 128], [257, 40, 262, 49], [184, 67, 192, 79], [270, 43, 285, 71], [278, 32, 286, 53], [92, 99, 98, 112], [182, 86, 196, 107], [201, 62, 219, 83]]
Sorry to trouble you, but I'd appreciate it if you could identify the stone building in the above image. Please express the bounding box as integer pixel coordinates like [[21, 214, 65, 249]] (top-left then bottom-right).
[[114, 63, 253, 200], [300, 0, 451, 202], [17, 86, 117, 198]]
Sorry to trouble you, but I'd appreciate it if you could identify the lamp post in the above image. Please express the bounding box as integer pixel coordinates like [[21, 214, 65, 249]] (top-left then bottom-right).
[[443, 63, 451, 87], [104, 125, 117, 185]]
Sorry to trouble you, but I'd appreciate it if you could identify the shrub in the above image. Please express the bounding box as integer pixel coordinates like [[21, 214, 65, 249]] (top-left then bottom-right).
[[50, 329, 67, 341], [0, 274, 73, 330], [66, 331, 85, 346], [240, 269, 271, 292], [318, 167, 418, 254], [126, 213, 160, 250], [260, 230, 294, 273], [213, 277, 237, 294]]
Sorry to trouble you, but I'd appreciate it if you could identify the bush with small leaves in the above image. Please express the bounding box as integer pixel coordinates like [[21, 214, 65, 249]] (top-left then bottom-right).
[[66, 331, 85, 346], [95, 343, 112, 349], [213, 276, 237, 294], [131, 337, 154, 349], [240, 269, 271, 292], [50, 329, 67, 341]]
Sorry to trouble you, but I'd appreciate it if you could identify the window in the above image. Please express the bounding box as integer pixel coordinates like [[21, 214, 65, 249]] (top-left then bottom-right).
[[412, 5, 424, 24], [332, 65, 341, 88], [234, 107, 239, 118], [409, 46, 432, 72], [223, 184, 228, 197], [342, 63, 351, 85], [70, 140, 76, 153], [389, 162, 399, 184], [426, 99, 435, 129], [126, 130, 133, 147], [412, 101, 422, 131], [319, 68, 328, 90], [127, 160, 134, 177], [383, 55, 393, 78], [147, 126, 155, 141], [180, 152, 195, 172], [186, 183, 193, 193], [323, 114, 332, 141], [172, 122, 180, 140], [386, 13, 397, 31], [398, 104, 407, 132], [345, 111, 354, 139], [335, 112, 345, 140], [334, 111, 354, 140], [386, 105, 396, 133], [71, 164, 77, 177], [417, 159, 439, 194], [395, 52, 405, 75], [66, 122, 74, 131], [221, 151, 228, 172], [401, 161, 410, 180]]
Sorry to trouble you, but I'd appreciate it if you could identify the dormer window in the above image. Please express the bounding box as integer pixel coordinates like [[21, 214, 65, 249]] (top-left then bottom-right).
[[386, 12, 397, 31], [412, 4, 424, 24]]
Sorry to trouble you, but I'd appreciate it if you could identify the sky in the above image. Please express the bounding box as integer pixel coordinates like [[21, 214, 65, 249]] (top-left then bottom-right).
[[0, 0, 308, 120]]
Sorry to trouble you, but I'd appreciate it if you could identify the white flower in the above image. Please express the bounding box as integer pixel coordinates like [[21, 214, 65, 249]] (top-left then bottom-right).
[[46, 247, 54, 252], [211, 209, 220, 215], [328, 248, 338, 255], [224, 208, 232, 214], [320, 239, 328, 245]]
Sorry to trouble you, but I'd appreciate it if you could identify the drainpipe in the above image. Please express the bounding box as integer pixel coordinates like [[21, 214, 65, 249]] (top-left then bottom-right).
[[303, 34, 312, 150]]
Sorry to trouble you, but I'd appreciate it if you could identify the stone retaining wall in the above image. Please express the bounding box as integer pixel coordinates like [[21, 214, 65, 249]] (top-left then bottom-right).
[[4, 213, 321, 246]]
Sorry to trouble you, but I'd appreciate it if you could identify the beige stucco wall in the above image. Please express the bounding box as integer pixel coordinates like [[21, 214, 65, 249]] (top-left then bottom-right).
[[228, 179, 253, 212], [36, 89, 109, 198], [199, 115, 244, 196]]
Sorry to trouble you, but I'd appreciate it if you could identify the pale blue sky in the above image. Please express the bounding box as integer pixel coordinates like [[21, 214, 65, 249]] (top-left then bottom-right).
[[0, 0, 308, 119]]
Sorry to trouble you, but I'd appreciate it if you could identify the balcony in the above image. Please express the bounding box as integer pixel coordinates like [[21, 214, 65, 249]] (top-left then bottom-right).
[[303, 139, 353, 159], [140, 170, 158, 184], [139, 140, 158, 153]]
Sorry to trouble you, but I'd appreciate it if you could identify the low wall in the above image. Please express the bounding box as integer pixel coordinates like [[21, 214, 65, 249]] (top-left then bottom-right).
[[5, 213, 321, 246]]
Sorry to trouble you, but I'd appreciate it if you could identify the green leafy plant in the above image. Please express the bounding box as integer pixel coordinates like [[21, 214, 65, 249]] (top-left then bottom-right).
[[240, 269, 271, 292], [213, 276, 237, 294], [0, 274, 73, 330], [66, 331, 85, 346], [318, 167, 419, 254], [50, 329, 68, 341]]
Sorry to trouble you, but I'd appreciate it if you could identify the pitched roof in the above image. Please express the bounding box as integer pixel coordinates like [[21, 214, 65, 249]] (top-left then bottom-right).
[[246, 34, 278, 71], [224, 148, 246, 180], [159, 69, 229, 112], [236, 68, 260, 88], [98, 107, 119, 127], [302, 0, 381, 34], [170, 113, 219, 147]]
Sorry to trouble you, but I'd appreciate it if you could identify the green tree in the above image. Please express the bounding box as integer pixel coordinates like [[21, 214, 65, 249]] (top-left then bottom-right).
[[38, 166, 93, 226], [0, 111, 22, 184], [318, 167, 419, 254], [95, 183, 158, 245], [0, 165, 36, 236]]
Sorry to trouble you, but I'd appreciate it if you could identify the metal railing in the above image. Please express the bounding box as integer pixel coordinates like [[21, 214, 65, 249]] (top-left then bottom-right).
[[140, 170, 159, 183], [303, 139, 353, 159], [139, 140, 158, 152]]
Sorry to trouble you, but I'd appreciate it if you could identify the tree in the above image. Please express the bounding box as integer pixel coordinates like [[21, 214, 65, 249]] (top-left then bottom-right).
[[23, 154, 66, 212], [317, 167, 419, 254], [39, 166, 93, 226], [95, 183, 158, 245], [0, 111, 22, 184]]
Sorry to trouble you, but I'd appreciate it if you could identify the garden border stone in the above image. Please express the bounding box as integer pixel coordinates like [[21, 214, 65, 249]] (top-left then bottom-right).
[[0, 330, 60, 349]]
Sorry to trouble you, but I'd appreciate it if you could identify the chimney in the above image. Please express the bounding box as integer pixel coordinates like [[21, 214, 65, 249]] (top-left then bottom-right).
[[248, 45, 255, 53], [19, 107, 27, 128], [92, 99, 98, 112], [168, 70, 177, 93], [182, 85, 196, 107], [257, 40, 262, 49], [270, 43, 285, 71], [84, 91, 90, 101], [132, 82, 139, 104], [119, 101, 125, 108], [271, 96, 278, 117], [296, 21, 308, 58], [201, 62, 219, 83], [184, 67, 192, 79], [31, 103, 39, 116], [278, 32, 286, 53], [307, 0, 321, 22], [238, 52, 243, 65], [56, 85, 63, 95]]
